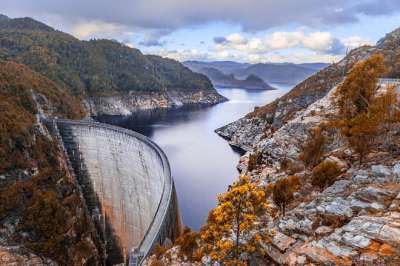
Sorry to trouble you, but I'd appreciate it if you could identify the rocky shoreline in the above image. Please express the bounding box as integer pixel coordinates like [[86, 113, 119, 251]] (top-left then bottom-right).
[[211, 28, 400, 265], [215, 79, 400, 265], [86, 89, 227, 116]]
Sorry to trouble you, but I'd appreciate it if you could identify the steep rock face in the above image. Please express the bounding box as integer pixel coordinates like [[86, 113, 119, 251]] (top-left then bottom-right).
[[215, 27, 400, 265], [0, 62, 104, 265], [233, 84, 400, 265], [216, 27, 400, 149], [88, 88, 227, 116]]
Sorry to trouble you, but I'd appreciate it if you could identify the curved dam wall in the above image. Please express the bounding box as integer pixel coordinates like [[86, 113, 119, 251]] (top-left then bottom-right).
[[45, 119, 181, 265]]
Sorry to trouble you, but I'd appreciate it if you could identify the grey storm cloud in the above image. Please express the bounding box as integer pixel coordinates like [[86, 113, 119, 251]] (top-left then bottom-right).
[[1, 0, 399, 32], [213, 37, 228, 44], [138, 31, 170, 47], [139, 39, 165, 47]]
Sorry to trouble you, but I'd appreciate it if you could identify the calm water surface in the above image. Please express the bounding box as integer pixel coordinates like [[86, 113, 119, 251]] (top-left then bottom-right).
[[98, 85, 291, 229]]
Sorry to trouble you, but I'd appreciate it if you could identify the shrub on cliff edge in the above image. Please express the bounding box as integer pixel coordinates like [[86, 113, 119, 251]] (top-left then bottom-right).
[[312, 160, 341, 191]]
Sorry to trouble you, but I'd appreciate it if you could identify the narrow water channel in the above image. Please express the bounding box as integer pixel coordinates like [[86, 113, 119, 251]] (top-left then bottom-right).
[[98, 85, 291, 229]]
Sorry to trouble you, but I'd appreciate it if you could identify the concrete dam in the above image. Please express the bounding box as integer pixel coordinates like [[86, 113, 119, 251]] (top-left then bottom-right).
[[45, 119, 182, 265]]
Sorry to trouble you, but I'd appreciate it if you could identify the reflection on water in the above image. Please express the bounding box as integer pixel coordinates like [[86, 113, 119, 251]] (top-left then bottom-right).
[[97, 85, 291, 229]]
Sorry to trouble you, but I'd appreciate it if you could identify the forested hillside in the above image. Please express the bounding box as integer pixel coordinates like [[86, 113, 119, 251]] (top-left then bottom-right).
[[0, 15, 213, 97], [0, 61, 104, 265]]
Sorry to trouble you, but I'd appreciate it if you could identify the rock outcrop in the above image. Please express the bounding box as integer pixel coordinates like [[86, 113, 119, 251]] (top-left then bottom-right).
[[88, 88, 227, 116], [214, 27, 400, 265], [221, 86, 400, 265], [216, 27, 400, 149], [0, 62, 104, 265], [268, 163, 400, 265]]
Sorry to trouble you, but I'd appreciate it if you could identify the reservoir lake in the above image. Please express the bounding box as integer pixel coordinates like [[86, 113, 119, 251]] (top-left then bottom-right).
[[98, 85, 291, 229]]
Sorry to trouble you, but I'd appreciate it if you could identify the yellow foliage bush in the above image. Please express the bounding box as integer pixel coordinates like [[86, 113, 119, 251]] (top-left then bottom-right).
[[201, 175, 271, 264]]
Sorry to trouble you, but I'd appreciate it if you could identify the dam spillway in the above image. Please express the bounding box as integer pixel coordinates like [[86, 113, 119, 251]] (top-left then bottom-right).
[[45, 119, 181, 265]]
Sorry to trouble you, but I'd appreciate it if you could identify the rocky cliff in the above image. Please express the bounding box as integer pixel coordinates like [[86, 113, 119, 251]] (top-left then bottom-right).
[[0, 61, 104, 265], [231, 84, 400, 265], [216, 27, 400, 150], [87, 88, 226, 116], [212, 28, 400, 265]]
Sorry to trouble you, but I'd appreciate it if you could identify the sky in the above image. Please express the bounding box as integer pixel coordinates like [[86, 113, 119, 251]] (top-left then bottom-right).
[[1, 0, 400, 64]]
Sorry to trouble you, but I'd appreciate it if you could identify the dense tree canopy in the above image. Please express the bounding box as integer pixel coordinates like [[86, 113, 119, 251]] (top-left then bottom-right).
[[0, 17, 214, 97]]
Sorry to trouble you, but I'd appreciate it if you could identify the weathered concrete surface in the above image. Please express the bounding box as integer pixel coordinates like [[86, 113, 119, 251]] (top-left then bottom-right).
[[46, 119, 181, 265]]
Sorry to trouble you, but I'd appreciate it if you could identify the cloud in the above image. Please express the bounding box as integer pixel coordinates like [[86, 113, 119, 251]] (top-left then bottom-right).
[[213, 30, 368, 55], [148, 47, 343, 64], [0, 0, 385, 64], [139, 33, 167, 47], [342, 36, 373, 50], [138, 29, 173, 47], [152, 48, 210, 62], [301, 32, 345, 54], [225, 33, 247, 44], [213, 36, 227, 44], [265, 31, 304, 50], [154, 30, 369, 63], [1, 0, 399, 34], [71, 20, 121, 38]]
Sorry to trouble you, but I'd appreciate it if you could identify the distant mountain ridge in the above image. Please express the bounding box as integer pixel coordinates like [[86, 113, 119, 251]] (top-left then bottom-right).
[[184, 60, 329, 86], [184, 60, 250, 75], [188, 66, 275, 90], [0, 14, 9, 20]]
